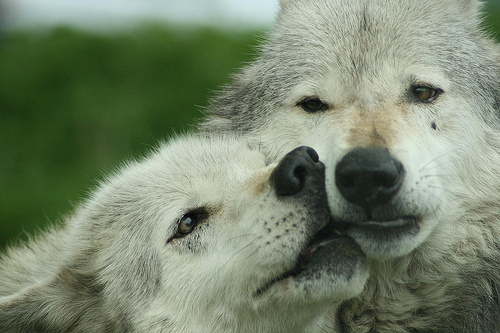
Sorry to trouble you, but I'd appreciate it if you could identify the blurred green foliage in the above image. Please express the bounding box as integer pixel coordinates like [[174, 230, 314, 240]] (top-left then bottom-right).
[[487, 1, 500, 37], [0, 25, 261, 249], [1, 3, 499, 250]]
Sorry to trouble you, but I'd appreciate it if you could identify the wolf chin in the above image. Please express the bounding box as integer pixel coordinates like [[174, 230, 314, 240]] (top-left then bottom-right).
[[203, 0, 500, 332], [0, 135, 368, 332]]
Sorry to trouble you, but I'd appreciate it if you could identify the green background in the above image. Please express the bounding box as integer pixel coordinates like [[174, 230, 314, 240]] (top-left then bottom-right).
[[1, 4, 499, 249]]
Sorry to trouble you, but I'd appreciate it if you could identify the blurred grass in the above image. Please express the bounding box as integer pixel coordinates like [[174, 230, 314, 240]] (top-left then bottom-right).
[[0, 25, 261, 249], [1, 3, 499, 250]]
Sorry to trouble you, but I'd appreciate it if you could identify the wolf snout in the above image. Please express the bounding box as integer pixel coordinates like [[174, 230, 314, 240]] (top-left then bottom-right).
[[335, 147, 405, 209], [272, 146, 325, 197]]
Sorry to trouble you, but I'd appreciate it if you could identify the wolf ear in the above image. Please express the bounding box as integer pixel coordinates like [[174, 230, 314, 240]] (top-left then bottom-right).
[[0, 268, 103, 331]]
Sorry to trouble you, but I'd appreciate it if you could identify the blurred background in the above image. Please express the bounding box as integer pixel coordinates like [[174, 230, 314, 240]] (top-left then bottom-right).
[[0, 0, 499, 250]]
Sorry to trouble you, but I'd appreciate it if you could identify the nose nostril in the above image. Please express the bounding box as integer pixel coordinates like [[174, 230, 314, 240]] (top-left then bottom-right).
[[305, 147, 319, 163], [337, 172, 355, 189], [293, 165, 307, 183], [373, 172, 397, 188]]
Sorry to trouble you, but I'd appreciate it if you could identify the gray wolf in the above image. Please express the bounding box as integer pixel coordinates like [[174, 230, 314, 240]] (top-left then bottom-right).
[[0, 135, 368, 332], [203, 0, 500, 331]]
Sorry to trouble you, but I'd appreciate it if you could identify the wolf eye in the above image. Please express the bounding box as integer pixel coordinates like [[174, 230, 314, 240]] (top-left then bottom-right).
[[411, 86, 442, 102], [174, 208, 208, 238], [177, 216, 197, 236], [298, 97, 329, 113]]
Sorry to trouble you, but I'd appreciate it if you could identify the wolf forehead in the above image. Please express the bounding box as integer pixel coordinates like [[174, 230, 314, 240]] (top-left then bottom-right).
[[269, 0, 497, 98], [277, 0, 482, 56], [105, 135, 267, 194]]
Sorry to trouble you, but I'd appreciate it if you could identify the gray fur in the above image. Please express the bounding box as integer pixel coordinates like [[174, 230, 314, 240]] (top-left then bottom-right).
[[0, 134, 368, 332], [203, 0, 500, 332]]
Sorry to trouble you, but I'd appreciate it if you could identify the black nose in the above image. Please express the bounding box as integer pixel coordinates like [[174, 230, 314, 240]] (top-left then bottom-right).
[[272, 146, 325, 197], [335, 147, 405, 208]]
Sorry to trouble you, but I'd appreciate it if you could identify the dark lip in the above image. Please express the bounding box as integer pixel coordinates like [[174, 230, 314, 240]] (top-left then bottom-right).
[[254, 218, 345, 297], [350, 217, 420, 231]]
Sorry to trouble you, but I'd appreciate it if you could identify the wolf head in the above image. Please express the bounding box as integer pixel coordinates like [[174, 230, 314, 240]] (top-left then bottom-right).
[[204, 0, 500, 260], [0, 135, 367, 333]]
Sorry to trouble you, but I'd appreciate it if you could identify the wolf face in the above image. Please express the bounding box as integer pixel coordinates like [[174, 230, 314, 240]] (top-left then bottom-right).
[[205, 0, 500, 260], [0, 135, 367, 333]]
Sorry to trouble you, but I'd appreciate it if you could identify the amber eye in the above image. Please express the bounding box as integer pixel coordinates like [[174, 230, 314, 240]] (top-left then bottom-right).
[[411, 86, 442, 102], [298, 97, 329, 113]]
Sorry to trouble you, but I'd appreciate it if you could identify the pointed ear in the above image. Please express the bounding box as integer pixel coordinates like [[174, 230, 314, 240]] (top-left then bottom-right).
[[0, 268, 104, 331]]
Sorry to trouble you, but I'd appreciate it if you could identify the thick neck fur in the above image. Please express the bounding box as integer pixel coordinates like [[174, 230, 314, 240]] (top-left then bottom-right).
[[338, 192, 500, 333]]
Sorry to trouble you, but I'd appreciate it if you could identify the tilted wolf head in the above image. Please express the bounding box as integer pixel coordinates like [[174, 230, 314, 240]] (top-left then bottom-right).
[[203, 0, 500, 260], [0, 135, 367, 333]]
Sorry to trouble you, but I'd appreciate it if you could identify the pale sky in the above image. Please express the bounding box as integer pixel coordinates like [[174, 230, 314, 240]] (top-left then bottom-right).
[[4, 0, 280, 31]]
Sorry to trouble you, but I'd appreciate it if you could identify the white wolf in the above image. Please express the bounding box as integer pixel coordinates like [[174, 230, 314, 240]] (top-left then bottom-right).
[[0, 135, 368, 333], [203, 0, 500, 331]]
